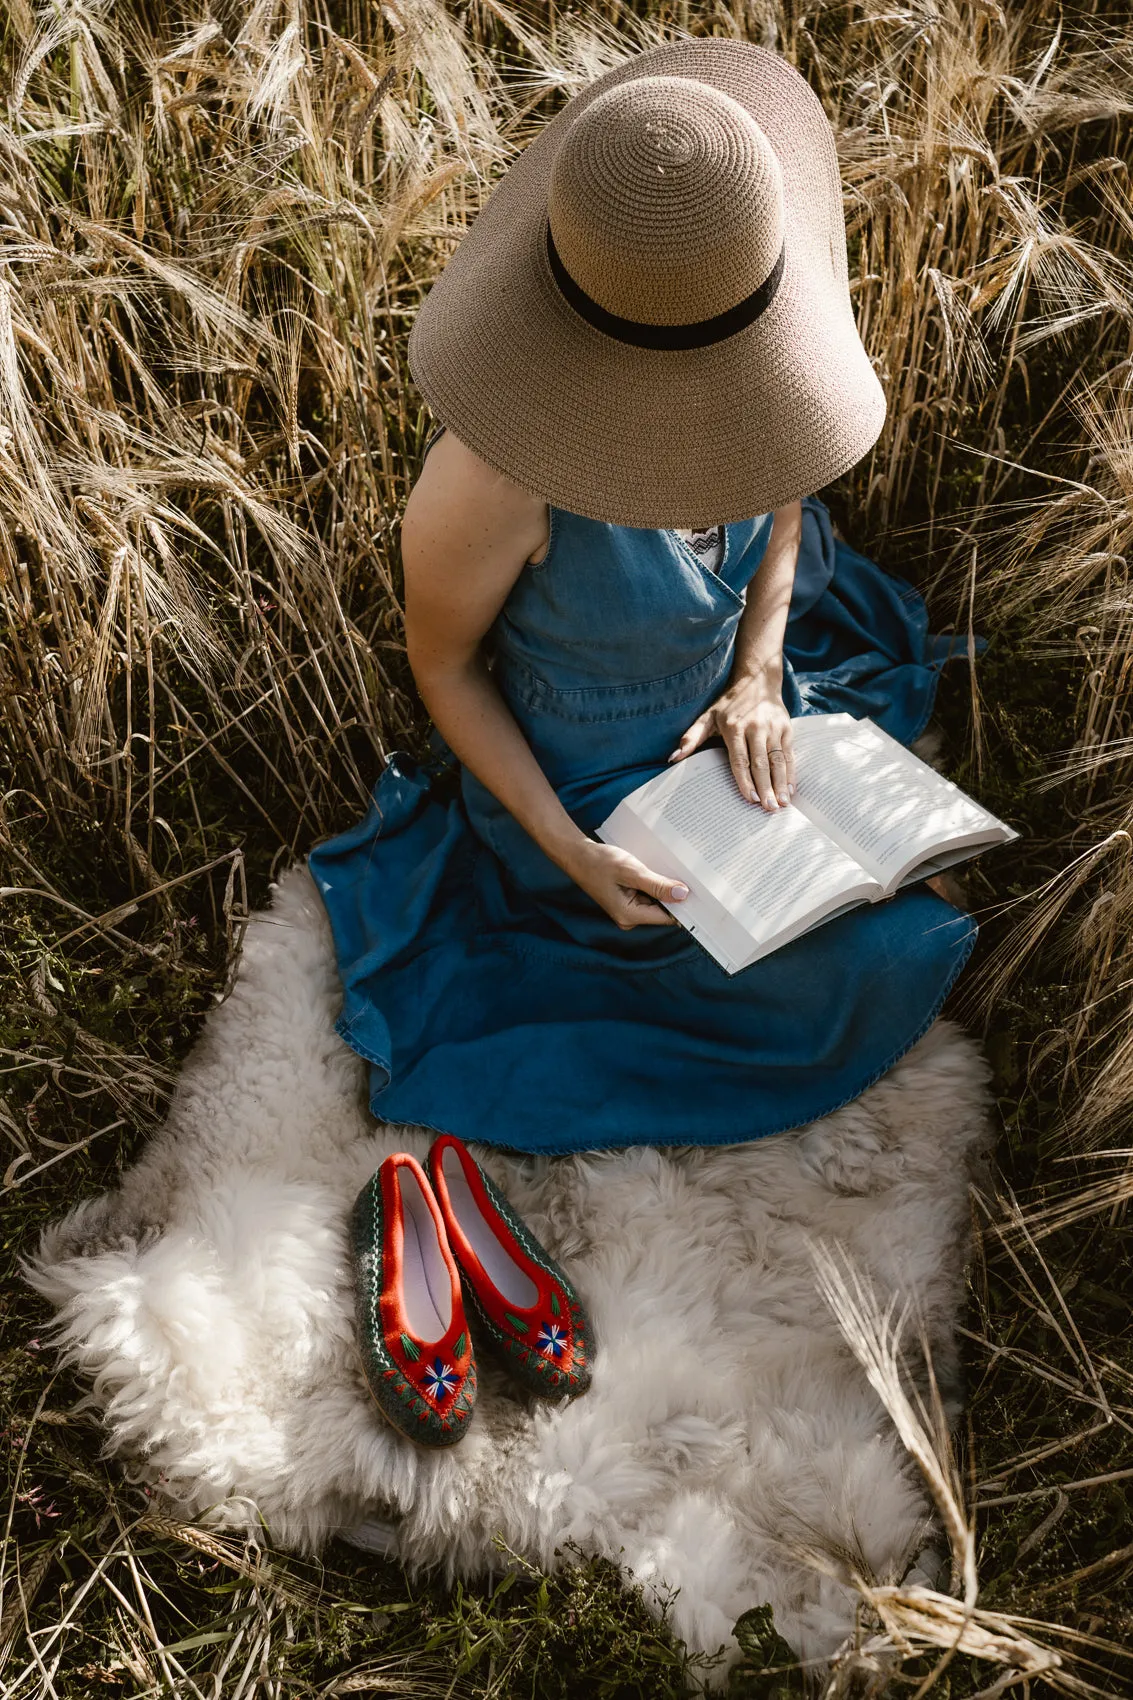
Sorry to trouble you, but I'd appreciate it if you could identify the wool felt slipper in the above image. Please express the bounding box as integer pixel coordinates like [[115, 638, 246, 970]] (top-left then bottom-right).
[[350, 1153, 476, 1447], [426, 1134, 593, 1400]]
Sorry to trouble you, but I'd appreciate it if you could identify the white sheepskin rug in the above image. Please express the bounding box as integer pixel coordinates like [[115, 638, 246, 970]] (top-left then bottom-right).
[[29, 866, 991, 1673]]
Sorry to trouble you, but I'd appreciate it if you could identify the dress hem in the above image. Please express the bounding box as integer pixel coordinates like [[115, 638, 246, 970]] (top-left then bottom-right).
[[345, 908, 978, 1156]]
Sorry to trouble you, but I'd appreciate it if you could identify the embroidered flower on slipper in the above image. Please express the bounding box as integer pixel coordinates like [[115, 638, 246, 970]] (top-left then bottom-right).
[[536, 1323, 566, 1359], [350, 1153, 477, 1447], [422, 1357, 459, 1400], [426, 1134, 594, 1401]]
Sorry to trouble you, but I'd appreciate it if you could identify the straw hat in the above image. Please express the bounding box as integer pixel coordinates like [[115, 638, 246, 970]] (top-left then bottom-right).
[[407, 39, 886, 528]]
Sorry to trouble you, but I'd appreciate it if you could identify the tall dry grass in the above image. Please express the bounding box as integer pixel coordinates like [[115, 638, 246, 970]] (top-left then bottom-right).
[[2, 0, 1133, 1694]]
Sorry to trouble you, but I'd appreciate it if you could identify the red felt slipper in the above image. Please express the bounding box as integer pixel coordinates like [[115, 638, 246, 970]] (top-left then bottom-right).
[[426, 1134, 593, 1400], [350, 1152, 476, 1446]]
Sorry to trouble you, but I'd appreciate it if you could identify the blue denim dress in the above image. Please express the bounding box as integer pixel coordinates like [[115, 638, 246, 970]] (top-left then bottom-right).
[[309, 463, 976, 1153]]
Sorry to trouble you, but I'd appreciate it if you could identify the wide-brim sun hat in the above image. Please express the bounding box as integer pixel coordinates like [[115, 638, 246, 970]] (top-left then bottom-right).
[[407, 38, 886, 529]]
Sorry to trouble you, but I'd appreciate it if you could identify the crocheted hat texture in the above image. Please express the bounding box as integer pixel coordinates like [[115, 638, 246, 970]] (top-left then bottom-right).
[[407, 39, 885, 527]]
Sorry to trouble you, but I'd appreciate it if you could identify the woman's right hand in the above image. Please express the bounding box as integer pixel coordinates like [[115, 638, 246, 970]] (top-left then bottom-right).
[[562, 838, 689, 930], [403, 450, 692, 937]]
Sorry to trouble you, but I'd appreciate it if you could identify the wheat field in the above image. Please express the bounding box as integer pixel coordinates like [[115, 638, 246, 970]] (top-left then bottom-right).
[[1, 0, 1132, 1694]]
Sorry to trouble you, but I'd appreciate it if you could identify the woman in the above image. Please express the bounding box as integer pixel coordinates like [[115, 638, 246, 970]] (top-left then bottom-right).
[[309, 39, 977, 1154]]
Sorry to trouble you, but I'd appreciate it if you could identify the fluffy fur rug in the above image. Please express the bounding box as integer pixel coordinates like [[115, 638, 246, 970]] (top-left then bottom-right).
[[29, 867, 990, 1671]]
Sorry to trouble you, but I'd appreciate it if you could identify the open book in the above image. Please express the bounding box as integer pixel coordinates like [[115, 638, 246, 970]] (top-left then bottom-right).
[[596, 713, 1016, 974]]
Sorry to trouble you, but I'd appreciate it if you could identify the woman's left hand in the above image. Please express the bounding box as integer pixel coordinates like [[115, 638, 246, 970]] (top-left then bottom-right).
[[668, 671, 796, 810]]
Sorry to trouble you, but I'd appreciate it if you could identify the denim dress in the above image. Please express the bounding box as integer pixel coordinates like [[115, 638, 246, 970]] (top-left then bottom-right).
[[309, 454, 977, 1153]]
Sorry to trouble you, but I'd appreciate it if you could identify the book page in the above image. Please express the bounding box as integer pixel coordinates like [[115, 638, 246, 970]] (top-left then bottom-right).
[[790, 715, 1014, 889], [616, 747, 881, 948], [596, 802, 764, 974]]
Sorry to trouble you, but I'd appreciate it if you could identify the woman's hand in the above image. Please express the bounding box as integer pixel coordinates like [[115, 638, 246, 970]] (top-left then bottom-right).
[[668, 667, 796, 810], [671, 499, 802, 811], [562, 838, 689, 930]]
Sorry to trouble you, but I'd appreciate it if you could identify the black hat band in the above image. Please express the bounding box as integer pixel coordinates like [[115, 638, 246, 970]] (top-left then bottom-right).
[[545, 221, 786, 351]]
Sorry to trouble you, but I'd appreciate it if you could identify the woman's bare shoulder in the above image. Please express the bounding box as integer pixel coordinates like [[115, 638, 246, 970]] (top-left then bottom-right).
[[402, 429, 549, 569]]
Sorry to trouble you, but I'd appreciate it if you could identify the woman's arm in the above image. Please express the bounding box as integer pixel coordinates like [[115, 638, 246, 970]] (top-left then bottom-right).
[[668, 500, 802, 810], [401, 434, 690, 929]]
